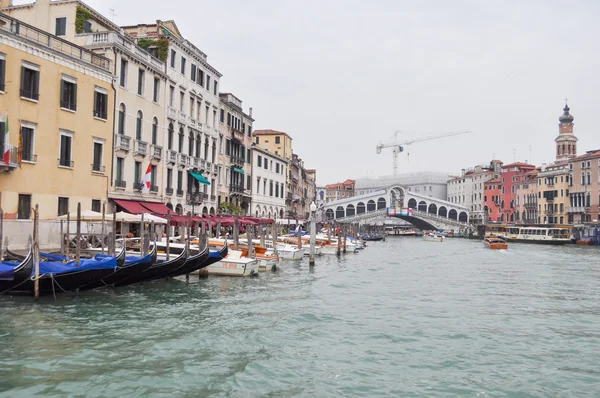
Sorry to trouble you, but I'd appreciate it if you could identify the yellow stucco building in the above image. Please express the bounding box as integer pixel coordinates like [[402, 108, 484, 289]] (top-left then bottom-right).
[[253, 129, 293, 160], [0, 13, 113, 220]]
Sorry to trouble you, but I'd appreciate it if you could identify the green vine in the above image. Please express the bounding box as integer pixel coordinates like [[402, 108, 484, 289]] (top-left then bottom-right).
[[219, 202, 243, 216], [75, 7, 93, 34], [137, 38, 169, 62]]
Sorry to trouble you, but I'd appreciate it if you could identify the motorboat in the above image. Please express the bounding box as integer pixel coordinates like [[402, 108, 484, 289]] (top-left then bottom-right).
[[206, 249, 259, 276], [483, 236, 508, 250], [422, 231, 444, 242]]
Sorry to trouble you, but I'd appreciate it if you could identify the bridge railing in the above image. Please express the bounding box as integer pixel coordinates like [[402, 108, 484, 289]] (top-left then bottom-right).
[[408, 208, 471, 228]]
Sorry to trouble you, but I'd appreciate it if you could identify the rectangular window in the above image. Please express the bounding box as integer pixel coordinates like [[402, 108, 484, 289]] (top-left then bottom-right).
[[116, 157, 124, 181], [153, 78, 160, 102], [137, 68, 144, 95], [21, 125, 35, 162], [177, 170, 183, 191], [92, 140, 103, 172], [57, 197, 69, 217], [191, 64, 197, 82], [84, 20, 92, 33], [134, 161, 141, 186], [197, 69, 204, 86], [169, 86, 175, 107], [220, 109, 224, 123], [152, 122, 157, 145], [55, 17, 66, 36], [276, 163, 279, 173], [170, 49, 176, 68], [21, 63, 40, 100], [0, 55, 5, 92], [206, 75, 211, 91], [256, 178, 260, 193], [91, 199, 101, 212], [60, 75, 77, 111], [59, 131, 73, 167], [151, 165, 157, 187], [275, 136, 280, 144], [93, 88, 108, 119], [225, 139, 230, 156], [258, 155, 262, 167], [264, 159, 268, 169], [18, 194, 31, 220], [167, 168, 173, 189], [180, 56, 186, 75], [120, 59, 127, 87], [180, 92, 185, 112], [213, 80, 217, 95], [190, 96, 195, 117], [275, 183, 279, 197], [247, 148, 251, 163]]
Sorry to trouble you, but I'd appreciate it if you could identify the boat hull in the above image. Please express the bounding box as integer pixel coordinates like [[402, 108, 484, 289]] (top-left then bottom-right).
[[423, 235, 444, 242], [207, 259, 259, 276]]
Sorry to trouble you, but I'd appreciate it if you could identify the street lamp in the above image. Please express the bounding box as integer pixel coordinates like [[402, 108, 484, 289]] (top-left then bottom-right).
[[309, 201, 317, 266]]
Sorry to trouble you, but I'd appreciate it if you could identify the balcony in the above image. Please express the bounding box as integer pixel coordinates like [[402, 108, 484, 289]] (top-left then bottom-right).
[[177, 153, 187, 167], [191, 156, 199, 168], [189, 116, 196, 127], [134, 140, 148, 156], [58, 159, 74, 168], [230, 184, 244, 194], [524, 202, 537, 209], [179, 111, 187, 123], [203, 192, 209, 200], [230, 156, 244, 167], [206, 161, 212, 173], [82, 31, 155, 71], [199, 159, 206, 170], [133, 181, 144, 192], [187, 192, 203, 205], [176, 189, 184, 197], [115, 180, 126, 189], [151, 144, 163, 160], [243, 189, 252, 197], [166, 187, 173, 196], [567, 206, 586, 213], [115, 134, 131, 152], [150, 185, 159, 194], [166, 149, 177, 164], [0, 147, 19, 172], [167, 106, 177, 120], [210, 194, 216, 201]]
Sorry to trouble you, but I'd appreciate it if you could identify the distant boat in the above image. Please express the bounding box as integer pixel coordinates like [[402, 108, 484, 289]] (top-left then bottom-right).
[[422, 231, 444, 242], [483, 236, 508, 250]]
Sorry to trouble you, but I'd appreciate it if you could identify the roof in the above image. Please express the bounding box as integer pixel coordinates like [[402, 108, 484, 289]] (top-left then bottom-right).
[[570, 150, 600, 160], [253, 129, 293, 140], [502, 162, 536, 169], [486, 178, 502, 184]]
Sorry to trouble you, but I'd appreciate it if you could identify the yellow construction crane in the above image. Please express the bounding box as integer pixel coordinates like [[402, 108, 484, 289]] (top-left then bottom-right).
[[376, 130, 472, 177]]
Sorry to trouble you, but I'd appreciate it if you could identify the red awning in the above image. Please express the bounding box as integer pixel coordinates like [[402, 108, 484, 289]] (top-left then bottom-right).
[[140, 201, 172, 215], [113, 199, 148, 214]]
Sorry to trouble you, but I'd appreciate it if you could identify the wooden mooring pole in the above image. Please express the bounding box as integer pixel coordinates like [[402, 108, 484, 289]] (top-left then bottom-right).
[[33, 204, 40, 300], [76, 202, 81, 266], [166, 210, 171, 261], [0, 192, 3, 261], [66, 212, 70, 260], [101, 202, 106, 254]]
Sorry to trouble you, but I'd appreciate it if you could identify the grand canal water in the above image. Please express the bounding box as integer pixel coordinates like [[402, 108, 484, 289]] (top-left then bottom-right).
[[1, 238, 600, 397]]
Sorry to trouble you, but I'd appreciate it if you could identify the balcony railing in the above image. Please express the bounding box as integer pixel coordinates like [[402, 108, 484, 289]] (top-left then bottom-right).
[[567, 206, 586, 213], [230, 156, 244, 167], [230, 184, 244, 194], [176, 189, 184, 197], [210, 194, 216, 201], [133, 181, 144, 192], [167, 149, 177, 164], [92, 164, 105, 173], [177, 153, 187, 166], [179, 111, 187, 123], [0, 147, 19, 172], [115, 180, 126, 189], [151, 144, 162, 160], [115, 134, 131, 151], [166, 187, 174, 196], [167, 107, 177, 120], [199, 159, 206, 170], [150, 185, 159, 193], [191, 156, 199, 168], [58, 159, 74, 168], [187, 192, 203, 205], [134, 140, 148, 156]]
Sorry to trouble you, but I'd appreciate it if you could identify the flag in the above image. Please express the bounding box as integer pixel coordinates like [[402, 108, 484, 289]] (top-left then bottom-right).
[[141, 163, 152, 192], [3, 114, 9, 164]]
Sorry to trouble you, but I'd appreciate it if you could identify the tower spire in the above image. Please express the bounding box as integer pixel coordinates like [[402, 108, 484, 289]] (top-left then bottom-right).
[[555, 100, 577, 161]]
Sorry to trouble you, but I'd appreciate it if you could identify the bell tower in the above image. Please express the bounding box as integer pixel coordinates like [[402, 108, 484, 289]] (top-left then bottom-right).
[[555, 101, 577, 161]]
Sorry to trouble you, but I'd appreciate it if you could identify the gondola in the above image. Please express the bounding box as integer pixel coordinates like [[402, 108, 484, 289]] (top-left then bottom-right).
[[78, 246, 155, 290], [112, 244, 187, 287], [0, 245, 34, 295], [163, 239, 214, 278]]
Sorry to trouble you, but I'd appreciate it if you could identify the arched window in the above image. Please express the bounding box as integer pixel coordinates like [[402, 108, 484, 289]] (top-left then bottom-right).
[[204, 138, 209, 160], [196, 134, 201, 158], [212, 140, 216, 163], [152, 117, 158, 145], [118, 103, 126, 135], [136, 110, 143, 140], [168, 123, 174, 150], [587, 172, 591, 185], [178, 127, 184, 152], [188, 132, 194, 156]]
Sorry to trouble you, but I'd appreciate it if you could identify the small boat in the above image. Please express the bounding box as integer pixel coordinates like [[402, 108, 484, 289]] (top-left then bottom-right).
[[483, 236, 508, 250], [0, 245, 34, 295], [422, 232, 444, 242], [206, 249, 259, 277]]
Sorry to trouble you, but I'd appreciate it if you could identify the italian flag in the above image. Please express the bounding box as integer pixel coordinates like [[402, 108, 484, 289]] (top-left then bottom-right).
[[3, 115, 9, 164], [141, 163, 152, 192]]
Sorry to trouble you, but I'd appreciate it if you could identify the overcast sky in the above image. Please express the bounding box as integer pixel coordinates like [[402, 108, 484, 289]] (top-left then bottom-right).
[[42, 0, 600, 183]]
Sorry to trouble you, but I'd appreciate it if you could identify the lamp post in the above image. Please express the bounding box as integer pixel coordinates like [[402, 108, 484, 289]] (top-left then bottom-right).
[[309, 201, 317, 266]]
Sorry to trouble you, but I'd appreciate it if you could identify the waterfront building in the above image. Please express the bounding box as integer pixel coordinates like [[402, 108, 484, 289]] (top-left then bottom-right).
[[251, 146, 287, 218], [483, 178, 502, 222], [253, 129, 293, 160], [470, 160, 503, 224], [325, 179, 355, 202], [0, 12, 113, 219], [288, 154, 314, 218], [514, 169, 539, 224], [567, 150, 600, 224], [316, 185, 326, 207], [537, 162, 570, 224], [354, 172, 450, 201], [219, 93, 253, 214], [122, 20, 222, 215], [447, 173, 473, 212], [499, 162, 536, 223]]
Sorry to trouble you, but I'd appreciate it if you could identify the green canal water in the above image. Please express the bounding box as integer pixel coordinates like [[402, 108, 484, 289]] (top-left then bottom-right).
[[1, 239, 600, 397]]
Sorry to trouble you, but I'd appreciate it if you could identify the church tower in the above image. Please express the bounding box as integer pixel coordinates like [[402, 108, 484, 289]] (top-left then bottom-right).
[[555, 102, 577, 161]]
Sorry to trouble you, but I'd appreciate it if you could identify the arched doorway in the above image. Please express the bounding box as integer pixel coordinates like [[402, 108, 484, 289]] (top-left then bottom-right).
[[459, 212, 468, 222], [408, 198, 417, 209], [428, 204, 437, 215], [367, 200, 376, 211], [346, 204, 355, 217], [377, 198, 386, 210], [336, 206, 345, 219], [438, 206, 447, 217], [390, 186, 405, 207], [175, 204, 183, 215], [448, 209, 457, 220], [210, 207, 215, 215], [280, 209, 284, 218], [357, 202, 366, 214], [202, 206, 208, 214], [418, 201, 427, 212], [325, 209, 334, 219]]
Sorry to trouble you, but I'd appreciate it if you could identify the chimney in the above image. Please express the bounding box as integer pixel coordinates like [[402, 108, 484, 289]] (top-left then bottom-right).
[[249, 107, 253, 118], [0, 0, 13, 8]]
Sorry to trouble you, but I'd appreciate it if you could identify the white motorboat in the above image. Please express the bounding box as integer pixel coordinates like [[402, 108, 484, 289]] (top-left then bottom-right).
[[206, 249, 259, 276], [422, 232, 444, 242]]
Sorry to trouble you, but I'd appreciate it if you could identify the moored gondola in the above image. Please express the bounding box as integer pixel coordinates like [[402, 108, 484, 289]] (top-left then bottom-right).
[[78, 246, 153, 290], [164, 239, 213, 278], [0, 245, 34, 295], [113, 244, 186, 287]]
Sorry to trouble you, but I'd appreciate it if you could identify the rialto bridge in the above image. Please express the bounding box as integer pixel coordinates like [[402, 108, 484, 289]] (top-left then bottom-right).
[[319, 185, 472, 231]]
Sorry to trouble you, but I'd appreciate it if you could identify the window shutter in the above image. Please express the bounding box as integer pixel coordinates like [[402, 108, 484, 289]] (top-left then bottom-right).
[[20, 66, 25, 94], [60, 79, 65, 105], [0, 60, 6, 89], [33, 70, 39, 98], [72, 83, 77, 111], [93, 92, 97, 116]]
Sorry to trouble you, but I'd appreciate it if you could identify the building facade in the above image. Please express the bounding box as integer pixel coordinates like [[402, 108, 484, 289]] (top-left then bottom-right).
[[447, 173, 473, 211], [219, 93, 253, 214], [325, 179, 355, 202], [514, 169, 539, 224], [484, 178, 502, 223], [354, 172, 450, 201], [567, 150, 600, 224], [251, 146, 287, 218], [253, 129, 293, 160], [537, 162, 569, 224], [123, 20, 222, 216], [0, 12, 113, 219]]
